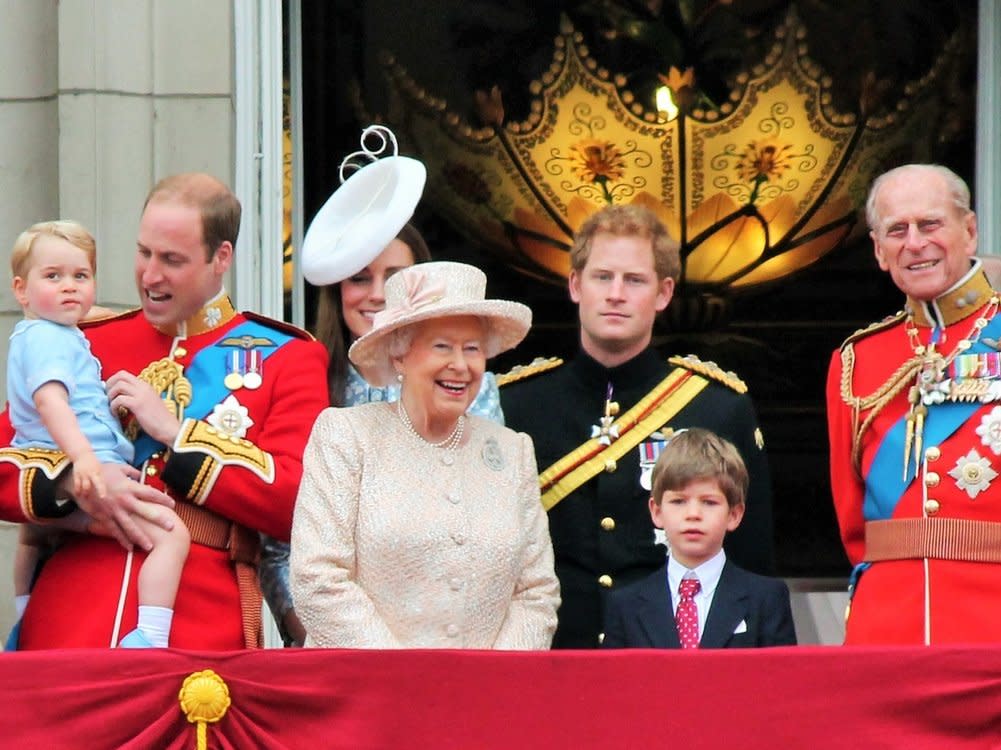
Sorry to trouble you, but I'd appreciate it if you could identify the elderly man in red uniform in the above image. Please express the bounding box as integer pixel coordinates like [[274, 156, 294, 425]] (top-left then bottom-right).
[[827, 163, 1001, 645], [0, 173, 328, 649]]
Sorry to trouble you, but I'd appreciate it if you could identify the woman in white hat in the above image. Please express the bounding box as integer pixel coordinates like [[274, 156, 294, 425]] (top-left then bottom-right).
[[259, 228, 506, 645], [260, 181, 503, 645], [290, 261, 559, 648]]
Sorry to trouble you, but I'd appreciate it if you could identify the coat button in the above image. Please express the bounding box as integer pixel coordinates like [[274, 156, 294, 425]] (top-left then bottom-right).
[[600, 517, 615, 531], [925, 446, 941, 462], [452, 532, 465, 546], [447, 493, 460, 505], [449, 578, 463, 591], [924, 499, 940, 515], [145, 466, 157, 477], [604, 458, 617, 473], [172, 346, 187, 358], [924, 472, 940, 487], [446, 624, 459, 638], [598, 574, 613, 588]]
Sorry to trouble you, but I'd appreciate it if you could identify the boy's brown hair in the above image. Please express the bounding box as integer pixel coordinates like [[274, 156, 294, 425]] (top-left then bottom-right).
[[650, 428, 748, 509], [11, 220, 97, 280]]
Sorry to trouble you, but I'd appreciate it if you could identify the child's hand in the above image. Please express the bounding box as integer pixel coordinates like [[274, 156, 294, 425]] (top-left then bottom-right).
[[71, 454, 107, 501]]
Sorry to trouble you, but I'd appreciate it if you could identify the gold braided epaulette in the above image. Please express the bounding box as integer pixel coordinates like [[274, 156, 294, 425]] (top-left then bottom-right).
[[838, 311, 907, 351], [496, 356, 563, 387], [668, 354, 747, 394]]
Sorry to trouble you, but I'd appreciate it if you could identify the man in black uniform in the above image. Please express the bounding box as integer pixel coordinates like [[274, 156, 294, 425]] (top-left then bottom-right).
[[501, 204, 774, 649]]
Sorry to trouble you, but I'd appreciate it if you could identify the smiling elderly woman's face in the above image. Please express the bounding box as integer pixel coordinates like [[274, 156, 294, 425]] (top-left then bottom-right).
[[394, 314, 487, 428]]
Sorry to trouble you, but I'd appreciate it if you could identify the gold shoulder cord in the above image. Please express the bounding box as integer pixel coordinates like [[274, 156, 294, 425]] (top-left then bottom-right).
[[124, 358, 192, 441], [839, 341, 923, 477]]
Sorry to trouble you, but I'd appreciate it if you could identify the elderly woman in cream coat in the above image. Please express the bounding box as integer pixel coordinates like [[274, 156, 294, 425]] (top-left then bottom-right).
[[291, 261, 559, 648]]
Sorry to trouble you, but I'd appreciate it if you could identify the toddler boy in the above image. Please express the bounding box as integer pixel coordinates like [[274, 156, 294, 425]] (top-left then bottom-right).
[[7, 220, 189, 649]]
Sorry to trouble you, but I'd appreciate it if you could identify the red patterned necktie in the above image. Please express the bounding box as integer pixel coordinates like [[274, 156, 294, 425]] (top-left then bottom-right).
[[676, 577, 702, 649]]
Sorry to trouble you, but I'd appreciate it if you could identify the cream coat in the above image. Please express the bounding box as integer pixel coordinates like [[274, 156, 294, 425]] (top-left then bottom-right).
[[291, 402, 560, 648]]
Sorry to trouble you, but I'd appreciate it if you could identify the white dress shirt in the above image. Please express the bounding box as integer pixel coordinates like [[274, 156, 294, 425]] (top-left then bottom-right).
[[667, 549, 727, 640]]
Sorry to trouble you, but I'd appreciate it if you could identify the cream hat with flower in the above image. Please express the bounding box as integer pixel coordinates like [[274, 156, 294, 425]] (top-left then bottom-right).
[[301, 125, 426, 286], [348, 261, 532, 386]]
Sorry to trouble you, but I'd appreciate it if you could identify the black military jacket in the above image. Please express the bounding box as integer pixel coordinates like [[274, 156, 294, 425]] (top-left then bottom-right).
[[502, 347, 774, 649]]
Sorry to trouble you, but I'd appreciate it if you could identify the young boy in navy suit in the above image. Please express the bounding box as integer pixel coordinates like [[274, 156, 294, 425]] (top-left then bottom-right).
[[602, 428, 796, 649]]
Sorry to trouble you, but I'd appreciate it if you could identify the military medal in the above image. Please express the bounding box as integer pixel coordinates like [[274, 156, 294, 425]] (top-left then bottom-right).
[[207, 394, 255, 438], [638, 430, 672, 490], [224, 350, 244, 390], [917, 351, 1001, 405], [948, 448, 997, 499], [243, 349, 263, 390], [590, 383, 620, 446], [902, 296, 1001, 478], [221, 334, 277, 391], [976, 407, 1001, 455]]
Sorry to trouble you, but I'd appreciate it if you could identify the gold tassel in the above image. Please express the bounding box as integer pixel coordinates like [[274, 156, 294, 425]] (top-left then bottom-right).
[[913, 403, 927, 477], [903, 386, 919, 480]]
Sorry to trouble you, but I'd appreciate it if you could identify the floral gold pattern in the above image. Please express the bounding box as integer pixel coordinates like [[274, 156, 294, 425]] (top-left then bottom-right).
[[373, 9, 963, 302], [568, 138, 626, 185]]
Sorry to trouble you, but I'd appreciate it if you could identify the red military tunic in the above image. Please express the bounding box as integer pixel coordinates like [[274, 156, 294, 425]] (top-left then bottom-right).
[[0, 295, 328, 649], [827, 267, 1001, 644]]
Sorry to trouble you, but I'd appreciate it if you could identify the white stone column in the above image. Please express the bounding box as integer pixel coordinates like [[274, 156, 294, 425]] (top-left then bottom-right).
[[0, 0, 60, 643], [58, 0, 234, 305], [0, 0, 237, 642]]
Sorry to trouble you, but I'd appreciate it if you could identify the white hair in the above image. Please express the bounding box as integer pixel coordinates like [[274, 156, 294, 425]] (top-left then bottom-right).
[[387, 316, 498, 360], [387, 326, 418, 359], [865, 163, 971, 232]]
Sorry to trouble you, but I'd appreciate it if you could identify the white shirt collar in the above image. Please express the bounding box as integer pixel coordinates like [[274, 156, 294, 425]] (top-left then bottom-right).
[[667, 548, 726, 598]]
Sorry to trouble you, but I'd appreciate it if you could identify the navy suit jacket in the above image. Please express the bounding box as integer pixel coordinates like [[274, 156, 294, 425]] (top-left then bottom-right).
[[601, 560, 797, 649]]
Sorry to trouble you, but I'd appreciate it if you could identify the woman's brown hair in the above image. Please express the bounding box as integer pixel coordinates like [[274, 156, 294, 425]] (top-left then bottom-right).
[[314, 223, 431, 405]]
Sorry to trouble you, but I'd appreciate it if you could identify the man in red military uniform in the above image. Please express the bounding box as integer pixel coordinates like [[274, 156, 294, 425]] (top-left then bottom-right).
[[0, 173, 328, 649], [827, 163, 1001, 645]]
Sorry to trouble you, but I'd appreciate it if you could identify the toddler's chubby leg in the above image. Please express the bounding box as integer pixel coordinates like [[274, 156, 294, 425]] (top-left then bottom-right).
[[118, 509, 191, 648]]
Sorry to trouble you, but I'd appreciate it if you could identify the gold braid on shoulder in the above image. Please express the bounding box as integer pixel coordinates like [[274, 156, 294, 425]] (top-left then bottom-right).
[[840, 341, 923, 477]]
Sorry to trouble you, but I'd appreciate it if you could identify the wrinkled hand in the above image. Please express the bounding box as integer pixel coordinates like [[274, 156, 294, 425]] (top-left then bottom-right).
[[106, 370, 181, 445], [71, 453, 106, 501], [67, 463, 175, 551]]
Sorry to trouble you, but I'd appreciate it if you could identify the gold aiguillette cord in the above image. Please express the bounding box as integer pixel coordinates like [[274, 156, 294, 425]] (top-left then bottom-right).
[[903, 386, 917, 481], [902, 386, 929, 481]]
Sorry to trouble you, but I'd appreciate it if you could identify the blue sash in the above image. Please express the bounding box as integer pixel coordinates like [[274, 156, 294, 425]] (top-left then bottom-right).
[[863, 314, 1001, 521], [131, 320, 294, 465]]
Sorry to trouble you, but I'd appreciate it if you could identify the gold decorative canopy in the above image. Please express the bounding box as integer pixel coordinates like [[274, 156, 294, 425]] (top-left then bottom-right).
[[377, 11, 960, 293]]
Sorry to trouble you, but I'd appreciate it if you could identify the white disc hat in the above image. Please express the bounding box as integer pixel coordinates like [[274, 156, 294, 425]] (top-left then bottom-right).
[[301, 126, 427, 286]]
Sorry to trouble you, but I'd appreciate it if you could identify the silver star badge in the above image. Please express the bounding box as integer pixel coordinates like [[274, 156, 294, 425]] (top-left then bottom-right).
[[948, 449, 997, 499], [976, 406, 1001, 455], [207, 395, 254, 438]]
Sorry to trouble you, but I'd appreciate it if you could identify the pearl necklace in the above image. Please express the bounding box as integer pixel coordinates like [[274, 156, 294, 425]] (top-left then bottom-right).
[[900, 294, 1000, 479], [396, 399, 465, 450]]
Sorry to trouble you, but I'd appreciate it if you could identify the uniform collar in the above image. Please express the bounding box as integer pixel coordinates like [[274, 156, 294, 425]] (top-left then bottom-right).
[[906, 261, 993, 328], [154, 289, 237, 338], [572, 346, 663, 392]]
